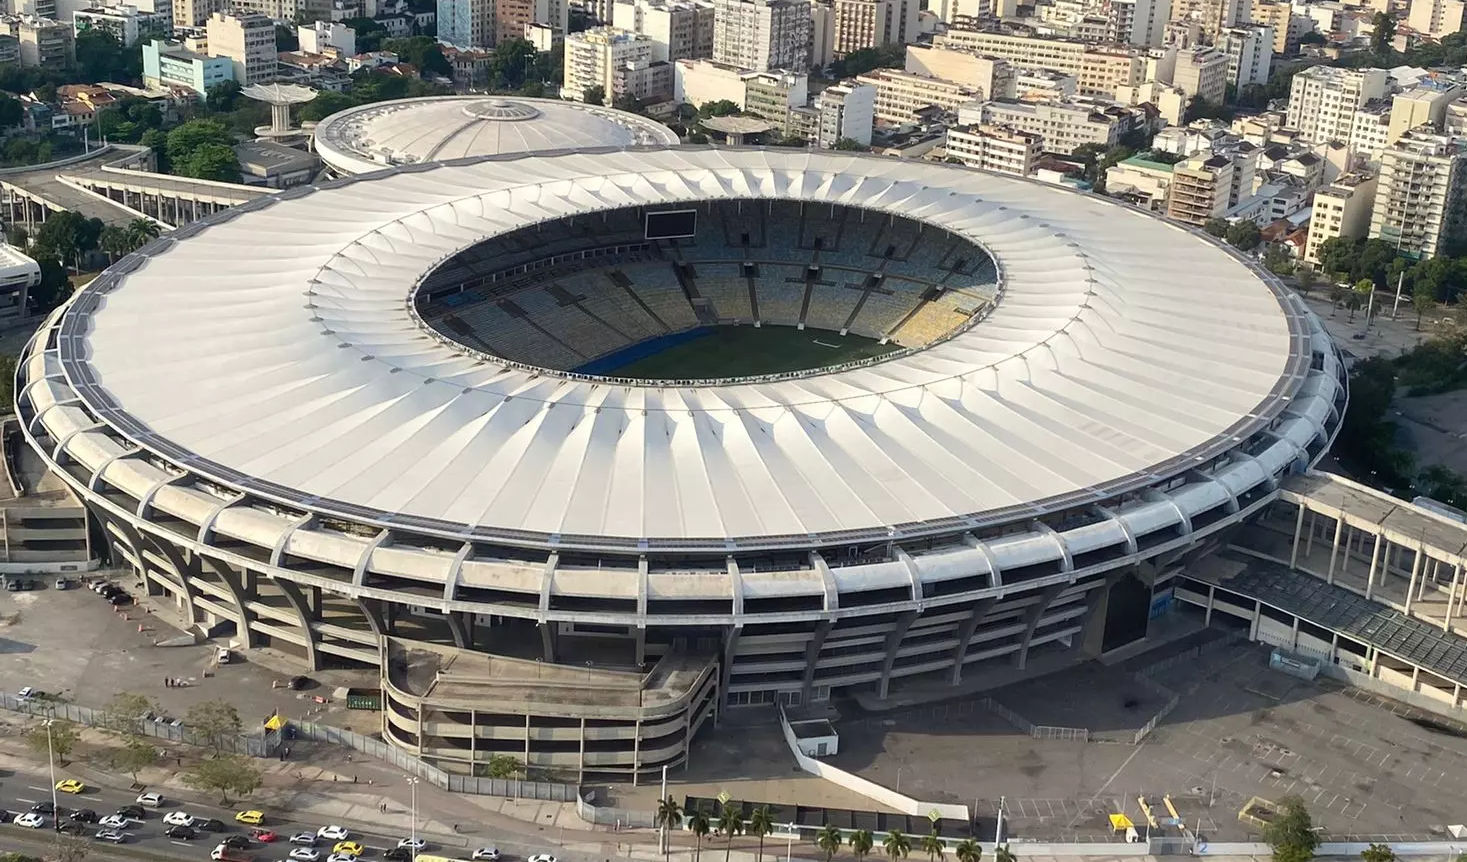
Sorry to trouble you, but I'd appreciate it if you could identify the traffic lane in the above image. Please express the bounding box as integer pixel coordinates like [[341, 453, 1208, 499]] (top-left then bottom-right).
[[0, 821, 194, 862]]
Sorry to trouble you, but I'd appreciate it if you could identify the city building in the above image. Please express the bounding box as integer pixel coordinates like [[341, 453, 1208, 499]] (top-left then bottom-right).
[[944, 122, 1041, 174], [438, 0, 492, 47], [1286, 66, 1389, 146], [1014, 68, 1075, 101], [673, 57, 808, 114], [496, 0, 535, 46], [16, 16, 74, 69], [1105, 151, 1174, 208], [1249, 0, 1309, 53], [171, 0, 219, 29], [743, 66, 806, 123], [206, 11, 274, 86], [1115, 78, 1187, 124], [1105, 0, 1171, 47], [1388, 80, 1461, 144], [856, 67, 978, 123], [1304, 170, 1378, 263], [809, 0, 833, 67], [1171, 46, 1227, 106], [1407, 0, 1464, 38], [234, 139, 319, 188], [613, 55, 673, 101], [710, 0, 810, 72], [563, 27, 654, 101], [1349, 99, 1391, 160], [1369, 129, 1467, 259], [1216, 23, 1271, 90], [72, 4, 170, 47], [814, 79, 874, 145], [903, 44, 1014, 100], [0, 243, 38, 326], [298, 20, 356, 55], [831, 0, 917, 57], [1169, 0, 1245, 40], [969, 98, 1132, 153], [1168, 152, 1236, 225], [142, 37, 233, 94], [610, 0, 713, 62], [932, 31, 1148, 97]]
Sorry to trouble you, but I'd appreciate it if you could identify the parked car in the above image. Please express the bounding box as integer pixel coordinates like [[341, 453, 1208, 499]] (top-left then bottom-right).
[[326, 855, 356, 862], [210, 845, 251, 862], [55, 821, 88, 835], [99, 815, 134, 829], [166, 825, 199, 840], [115, 805, 146, 819], [30, 802, 56, 815], [528, 854, 558, 862], [251, 829, 278, 842], [332, 841, 363, 856], [15, 685, 34, 699], [199, 818, 227, 832], [383, 849, 411, 862], [235, 809, 264, 825], [470, 848, 501, 861], [108, 593, 134, 606], [136, 792, 164, 807]]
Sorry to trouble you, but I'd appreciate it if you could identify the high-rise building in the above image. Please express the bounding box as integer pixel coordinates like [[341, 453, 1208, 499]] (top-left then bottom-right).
[[171, 0, 219, 30], [1169, 0, 1244, 41], [205, 11, 273, 84], [1407, 0, 1465, 38], [1286, 66, 1389, 145], [810, 0, 833, 68], [815, 79, 874, 146], [1369, 130, 1467, 259], [711, 0, 810, 72], [16, 16, 74, 68], [1305, 171, 1378, 264], [904, 45, 1014, 100], [831, 0, 916, 57], [438, 0, 493, 47], [1104, 0, 1170, 47], [1388, 81, 1461, 143], [1167, 153, 1234, 225], [1171, 46, 1227, 106], [1249, 0, 1309, 53], [611, 0, 713, 62], [73, 4, 171, 48], [1216, 24, 1271, 90], [855, 67, 977, 123], [563, 26, 654, 99], [496, 0, 536, 45], [969, 98, 1134, 152], [944, 123, 1041, 174]]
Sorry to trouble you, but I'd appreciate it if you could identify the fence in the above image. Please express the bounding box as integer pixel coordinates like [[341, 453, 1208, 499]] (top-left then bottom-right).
[[1130, 676, 1181, 745], [288, 721, 579, 802], [1031, 724, 1091, 742], [0, 691, 276, 757], [979, 697, 1035, 734], [576, 792, 657, 828]]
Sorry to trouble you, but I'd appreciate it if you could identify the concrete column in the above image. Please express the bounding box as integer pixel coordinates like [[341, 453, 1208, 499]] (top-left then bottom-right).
[[523, 713, 531, 772], [1205, 584, 1215, 626], [1406, 549, 1425, 615], [1326, 516, 1345, 585], [1340, 528, 1352, 577], [1305, 511, 1316, 558], [1290, 616, 1300, 649], [1288, 505, 1306, 570], [1366, 533, 1383, 601], [1447, 563, 1463, 632], [1248, 600, 1261, 640], [1411, 665, 1421, 691], [631, 718, 641, 786], [578, 717, 586, 784]]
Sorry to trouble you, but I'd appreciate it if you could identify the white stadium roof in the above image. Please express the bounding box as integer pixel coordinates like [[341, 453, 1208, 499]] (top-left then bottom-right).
[[311, 96, 680, 175], [59, 148, 1310, 547]]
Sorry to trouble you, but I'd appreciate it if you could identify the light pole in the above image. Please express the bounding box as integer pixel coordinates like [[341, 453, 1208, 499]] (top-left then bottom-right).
[[407, 777, 419, 855], [786, 823, 795, 862], [43, 717, 59, 835]]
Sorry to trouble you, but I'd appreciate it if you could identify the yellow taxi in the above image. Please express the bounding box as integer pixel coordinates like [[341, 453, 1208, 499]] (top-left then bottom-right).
[[235, 810, 266, 825], [333, 842, 364, 856], [54, 779, 85, 794]]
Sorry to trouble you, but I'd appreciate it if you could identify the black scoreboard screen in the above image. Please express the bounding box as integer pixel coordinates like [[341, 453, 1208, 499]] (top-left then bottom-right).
[[645, 209, 698, 239]]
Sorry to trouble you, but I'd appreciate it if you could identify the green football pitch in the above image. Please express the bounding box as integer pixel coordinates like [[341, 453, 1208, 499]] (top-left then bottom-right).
[[606, 325, 898, 380]]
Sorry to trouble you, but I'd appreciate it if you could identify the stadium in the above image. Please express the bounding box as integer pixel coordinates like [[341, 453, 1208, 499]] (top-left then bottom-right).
[[15, 148, 1345, 781]]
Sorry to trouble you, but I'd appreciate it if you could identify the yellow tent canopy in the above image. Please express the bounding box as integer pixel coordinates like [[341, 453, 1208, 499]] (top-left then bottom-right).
[[263, 714, 285, 731], [1108, 813, 1134, 832]]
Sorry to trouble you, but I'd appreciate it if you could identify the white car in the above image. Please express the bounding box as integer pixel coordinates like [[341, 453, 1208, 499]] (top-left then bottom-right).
[[95, 829, 127, 843], [289, 849, 322, 862], [471, 848, 501, 860], [14, 812, 45, 828], [289, 833, 318, 846], [528, 855, 558, 862], [99, 815, 132, 829], [317, 826, 349, 841], [397, 838, 427, 850], [135, 792, 164, 807], [327, 854, 357, 862], [163, 811, 195, 827]]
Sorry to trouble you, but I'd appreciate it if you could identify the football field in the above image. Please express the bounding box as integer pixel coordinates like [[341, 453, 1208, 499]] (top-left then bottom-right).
[[605, 325, 897, 380]]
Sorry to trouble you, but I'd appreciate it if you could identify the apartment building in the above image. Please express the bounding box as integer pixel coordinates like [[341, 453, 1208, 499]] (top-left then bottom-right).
[[711, 0, 810, 72], [856, 67, 977, 123], [1388, 81, 1461, 143], [438, 0, 492, 47], [931, 32, 1148, 97], [206, 11, 273, 85], [563, 26, 654, 99], [815, 80, 874, 145], [1015, 68, 1075, 101], [1369, 130, 1467, 259], [969, 98, 1130, 152], [1167, 152, 1233, 225], [904, 44, 1014, 100], [611, 0, 713, 62], [172, 0, 218, 29], [1104, 0, 1170, 46], [810, 0, 833, 67], [1286, 66, 1389, 145], [1348, 100, 1391, 159], [1105, 153, 1174, 209], [1171, 46, 1226, 105], [1115, 79, 1187, 124], [1407, 0, 1464, 38], [17, 16, 73, 68], [1215, 24, 1271, 90], [673, 57, 807, 114], [1304, 171, 1378, 263], [298, 19, 355, 54], [73, 4, 170, 47], [831, 0, 916, 56], [142, 37, 232, 93], [1169, 0, 1244, 41], [945, 123, 1041, 174], [1250, 0, 1309, 53]]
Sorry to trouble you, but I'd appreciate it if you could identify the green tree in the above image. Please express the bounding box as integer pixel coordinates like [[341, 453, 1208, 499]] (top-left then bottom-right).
[[125, 217, 161, 249], [74, 29, 139, 84], [921, 828, 944, 862], [1370, 11, 1396, 55], [883, 830, 911, 862], [206, 80, 243, 111], [490, 37, 537, 88], [954, 840, 982, 862], [582, 85, 605, 105], [299, 90, 357, 123], [833, 138, 867, 151], [0, 354, 15, 408], [1262, 796, 1319, 862], [689, 807, 712, 862], [1225, 220, 1262, 251], [1263, 243, 1295, 276], [851, 830, 875, 862], [32, 211, 87, 270], [25, 719, 78, 765], [166, 118, 233, 168], [98, 225, 129, 262], [747, 805, 775, 862], [1361, 843, 1396, 862], [612, 92, 644, 114], [111, 734, 158, 781], [182, 754, 261, 804], [32, 258, 72, 312], [655, 797, 682, 862], [185, 699, 242, 750], [483, 753, 523, 778], [992, 846, 1015, 862], [1412, 281, 1436, 330], [1203, 217, 1230, 238], [341, 17, 388, 52], [698, 99, 740, 117], [178, 143, 241, 183], [383, 36, 451, 76], [817, 825, 844, 862], [717, 801, 744, 862], [1296, 266, 1317, 294], [104, 691, 155, 732], [0, 94, 22, 128]]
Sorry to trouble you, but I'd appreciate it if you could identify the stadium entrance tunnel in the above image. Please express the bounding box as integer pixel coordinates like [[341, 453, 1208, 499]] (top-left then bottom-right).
[[412, 199, 999, 382]]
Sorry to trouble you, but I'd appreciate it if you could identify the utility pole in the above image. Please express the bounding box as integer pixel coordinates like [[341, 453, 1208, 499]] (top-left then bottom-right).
[[44, 717, 60, 841]]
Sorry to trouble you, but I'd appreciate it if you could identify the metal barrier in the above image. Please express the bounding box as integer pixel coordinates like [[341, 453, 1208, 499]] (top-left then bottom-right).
[[576, 792, 657, 828], [0, 692, 276, 757], [979, 697, 1035, 734], [1031, 725, 1091, 742]]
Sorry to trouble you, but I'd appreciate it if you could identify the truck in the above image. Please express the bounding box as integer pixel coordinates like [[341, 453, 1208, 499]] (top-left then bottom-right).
[[211, 845, 252, 862]]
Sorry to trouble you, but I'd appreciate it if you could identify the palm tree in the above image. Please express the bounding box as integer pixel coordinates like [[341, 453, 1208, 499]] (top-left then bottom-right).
[[954, 839, 982, 862], [883, 829, 911, 862], [124, 217, 161, 250], [689, 806, 712, 862], [98, 225, 129, 262], [851, 829, 875, 862], [817, 825, 844, 862], [655, 796, 682, 862], [717, 800, 744, 862], [747, 805, 775, 862], [992, 844, 1016, 862], [920, 827, 944, 862]]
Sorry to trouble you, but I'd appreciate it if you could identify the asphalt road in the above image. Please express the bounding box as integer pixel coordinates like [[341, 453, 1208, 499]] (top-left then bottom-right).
[[0, 765, 560, 862]]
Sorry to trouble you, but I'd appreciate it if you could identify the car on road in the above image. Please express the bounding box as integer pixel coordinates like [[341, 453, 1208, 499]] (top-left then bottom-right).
[[16, 685, 35, 699], [95, 829, 127, 843], [288, 848, 322, 861], [221, 835, 253, 849], [108, 593, 134, 605], [528, 854, 558, 862], [289, 833, 317, 846], [236, 810, 265, 825], [199, 818, 227, 832], [326, 855, 357, 862], [163, 811, 196, 827], [397, 838, 427, 850], [382, 849, 411, 861], [332, 841, 364, 856], [70, 809, 98, 823], [471, 848, 501, 860], [116, 805, 146, 819], [136, 792, 164, 807], [54, 779, 85, 794], [56, 821, 89, 835], [166, 825, 199, 840], [30, 802, 56, 815], [210, 844, 252, 862], [317, 826, 349, 841], [252, 829, 278, 842], [14, 812, 45, 828], [99, 815, 135, 829]]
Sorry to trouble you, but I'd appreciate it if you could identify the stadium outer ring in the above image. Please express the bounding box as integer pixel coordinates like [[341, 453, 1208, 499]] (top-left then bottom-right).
[[14, 148, 1347, 779]]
